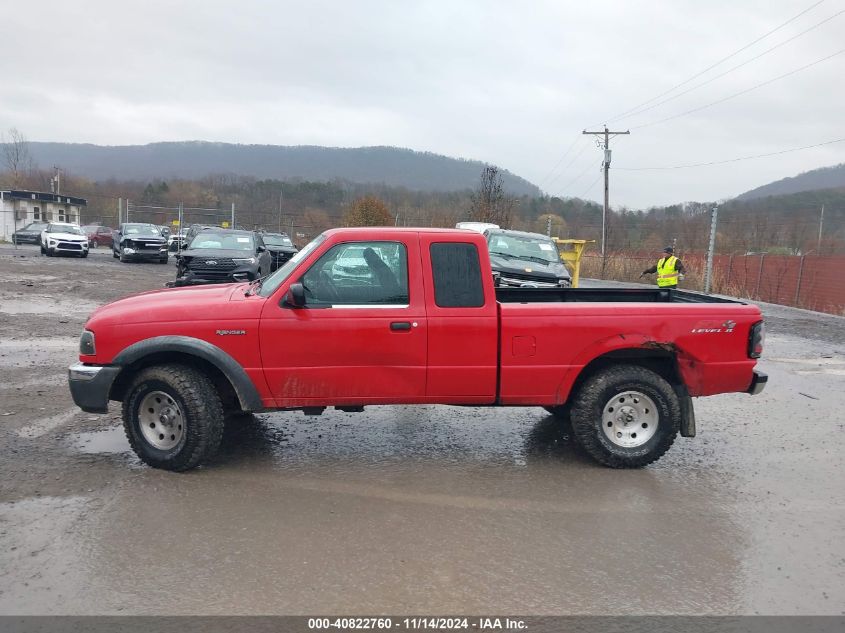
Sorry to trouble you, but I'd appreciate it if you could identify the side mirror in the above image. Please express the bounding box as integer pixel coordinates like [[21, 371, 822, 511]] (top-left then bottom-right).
[[285, 282, 306, 308], [257, 245, 266, 253]]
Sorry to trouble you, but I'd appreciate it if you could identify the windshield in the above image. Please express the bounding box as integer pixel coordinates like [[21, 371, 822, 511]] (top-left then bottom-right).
[[189, 231, 255, 251], [487, 233, 560, 264], [48, 224, 83, 235], [264, 235, 294, 247], [258, 233, 326, 297], [124, 224, 161, 236]]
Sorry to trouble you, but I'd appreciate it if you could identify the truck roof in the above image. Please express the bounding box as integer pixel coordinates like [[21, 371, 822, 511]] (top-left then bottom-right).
[[323, 227, 481, 236]]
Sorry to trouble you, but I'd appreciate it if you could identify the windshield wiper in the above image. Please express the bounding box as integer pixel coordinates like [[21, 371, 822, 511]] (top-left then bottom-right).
[[244, 276, 265, 297], [520, 255, 556, 264], [489, 251, 516, 259]]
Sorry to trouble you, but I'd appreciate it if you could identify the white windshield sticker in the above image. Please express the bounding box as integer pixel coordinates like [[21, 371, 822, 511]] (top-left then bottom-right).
[[539, 243, 554, 251], [237, 237, 250, 243]]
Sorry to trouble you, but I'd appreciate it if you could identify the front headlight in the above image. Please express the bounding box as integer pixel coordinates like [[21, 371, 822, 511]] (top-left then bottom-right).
[[232, 257, 256, 264], [79, 330, 96, 355], [49, 239, 56, 246], [123, 247, 136, 254]]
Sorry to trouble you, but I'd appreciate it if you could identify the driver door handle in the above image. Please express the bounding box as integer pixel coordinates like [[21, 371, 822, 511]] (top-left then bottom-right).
[[390, 321, 416, 331]]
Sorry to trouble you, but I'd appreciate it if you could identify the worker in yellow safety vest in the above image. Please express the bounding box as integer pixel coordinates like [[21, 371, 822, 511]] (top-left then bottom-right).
[[640, 246, 685, 288]]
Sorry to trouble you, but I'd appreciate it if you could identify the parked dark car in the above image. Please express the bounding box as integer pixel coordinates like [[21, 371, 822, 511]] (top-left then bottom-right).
[[262, 232, 299, 271], [82, 225, 114, 248], [484, 228, 572, 288], [172, 228, 271, 286], [113, 223, 169, 263], [11, 222, 48, 244]]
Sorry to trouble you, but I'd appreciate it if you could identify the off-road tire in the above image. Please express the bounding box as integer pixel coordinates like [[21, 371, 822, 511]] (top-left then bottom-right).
[[122, 364, 224, 471], [570, 364, 680, 468]]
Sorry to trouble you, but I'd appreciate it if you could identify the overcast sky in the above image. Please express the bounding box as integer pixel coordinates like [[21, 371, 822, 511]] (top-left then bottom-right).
[[1, 0, 842, 207]]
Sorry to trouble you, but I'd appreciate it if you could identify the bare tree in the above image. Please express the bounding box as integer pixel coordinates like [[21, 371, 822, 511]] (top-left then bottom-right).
[[470, 165, 515, 227], [1, 128, 33, 188]]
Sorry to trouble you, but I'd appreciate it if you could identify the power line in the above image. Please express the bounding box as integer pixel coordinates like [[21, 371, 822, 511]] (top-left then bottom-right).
[[631, 48, 845, 130], [545, 139, 593, 186], [614, 7, 845, 123], [615, 136, 845, 170], [580, 172, 603, 199], [538, 134, 581, 187], [560, 159, 602, 192], [600, 0, 828, 125]]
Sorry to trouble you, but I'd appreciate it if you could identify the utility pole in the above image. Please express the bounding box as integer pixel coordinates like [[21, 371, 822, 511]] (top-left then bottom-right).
[[231, 202, 235, 228], [582, 125, 630, 270], [704, 206, 719, 294], [817, 204, 825, 253], [278, 189, 284, 233], [51, 166, 61, 195], [546, 215, 552, 237]]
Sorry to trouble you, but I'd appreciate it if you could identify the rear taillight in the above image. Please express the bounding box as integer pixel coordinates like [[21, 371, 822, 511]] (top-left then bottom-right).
[[749, 321, 765, 359]]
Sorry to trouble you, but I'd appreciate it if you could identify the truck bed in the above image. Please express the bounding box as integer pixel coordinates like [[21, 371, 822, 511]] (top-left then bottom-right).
[[495, 287, 743, 304]]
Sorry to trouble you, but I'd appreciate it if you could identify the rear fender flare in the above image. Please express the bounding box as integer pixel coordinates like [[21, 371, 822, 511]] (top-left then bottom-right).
[[112, 335, 263, 411]]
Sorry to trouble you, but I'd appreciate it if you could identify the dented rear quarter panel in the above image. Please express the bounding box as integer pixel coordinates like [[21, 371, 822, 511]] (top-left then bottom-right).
[[498, 301, 762, 404]]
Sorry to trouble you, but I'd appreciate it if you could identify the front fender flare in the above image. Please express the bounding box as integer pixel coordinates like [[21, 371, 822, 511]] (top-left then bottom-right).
[[112, 335, 263, 411]]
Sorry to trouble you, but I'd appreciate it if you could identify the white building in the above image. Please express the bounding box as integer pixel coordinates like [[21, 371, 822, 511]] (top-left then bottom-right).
[[1, 190, 87, 241]]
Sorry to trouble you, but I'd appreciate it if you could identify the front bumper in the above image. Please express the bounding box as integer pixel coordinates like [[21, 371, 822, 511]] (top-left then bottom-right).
[[168, 266, 258, 287], [13, 234, 39, 244], [68, 363, 121, 413], [122, 248, 168, 261], [48, 241, 89, 253], [498, 276, 570, 289], [747, 369, 768, 395]]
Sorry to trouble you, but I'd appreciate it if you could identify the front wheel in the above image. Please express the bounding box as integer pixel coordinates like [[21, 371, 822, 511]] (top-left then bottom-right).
[[570, 365, 680, 468], [122, 364, 224, 471], [80, 251, 88, 258]]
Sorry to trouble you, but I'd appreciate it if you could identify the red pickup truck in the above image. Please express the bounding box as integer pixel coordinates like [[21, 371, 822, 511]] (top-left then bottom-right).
[[68, 227, 766, 471]]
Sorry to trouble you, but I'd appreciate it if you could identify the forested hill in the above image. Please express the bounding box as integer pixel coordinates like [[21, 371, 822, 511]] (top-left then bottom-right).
[[736, 163, 845, 201], [27, 141, 541, 196]]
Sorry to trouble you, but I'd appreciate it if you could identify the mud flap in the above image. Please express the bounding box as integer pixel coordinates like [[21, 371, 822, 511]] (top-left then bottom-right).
[[674, 384, 696, 438]]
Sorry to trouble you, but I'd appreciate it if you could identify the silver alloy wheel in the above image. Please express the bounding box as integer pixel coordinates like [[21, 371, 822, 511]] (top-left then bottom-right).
[[138, 390, 184, 450], [601, 390, 658, 448]]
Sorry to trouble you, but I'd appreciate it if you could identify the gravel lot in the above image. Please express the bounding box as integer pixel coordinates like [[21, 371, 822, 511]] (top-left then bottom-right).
[[0, 242, 843, 615]]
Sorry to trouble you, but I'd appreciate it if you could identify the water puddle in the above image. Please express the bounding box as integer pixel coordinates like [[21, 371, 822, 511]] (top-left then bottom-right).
[[73, 425, 131, 454]]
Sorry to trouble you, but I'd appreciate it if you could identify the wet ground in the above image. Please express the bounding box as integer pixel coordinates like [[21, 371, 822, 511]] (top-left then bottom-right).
[[0, 242, 843, 615]]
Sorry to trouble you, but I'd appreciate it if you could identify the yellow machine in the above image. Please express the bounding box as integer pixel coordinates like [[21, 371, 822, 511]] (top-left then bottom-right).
[[553, 239, 595, 288]]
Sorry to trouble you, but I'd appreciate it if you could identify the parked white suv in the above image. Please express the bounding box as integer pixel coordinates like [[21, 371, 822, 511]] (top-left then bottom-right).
[[40, 223, 89, 258]]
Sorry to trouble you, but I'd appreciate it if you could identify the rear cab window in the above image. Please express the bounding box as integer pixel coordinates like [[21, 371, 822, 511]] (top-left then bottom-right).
[[429, 242, 485, 308]]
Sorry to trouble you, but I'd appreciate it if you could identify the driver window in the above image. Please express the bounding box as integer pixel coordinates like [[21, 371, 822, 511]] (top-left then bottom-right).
[[299, 241, 408, 307]]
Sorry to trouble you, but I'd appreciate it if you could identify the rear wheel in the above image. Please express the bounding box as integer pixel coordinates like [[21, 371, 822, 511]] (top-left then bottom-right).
[[122, 364, 224, 471], [570, 365, 680, 468]]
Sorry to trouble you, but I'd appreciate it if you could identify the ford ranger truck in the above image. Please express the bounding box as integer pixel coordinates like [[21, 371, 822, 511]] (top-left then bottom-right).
[[68, 227, 766, 472]]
